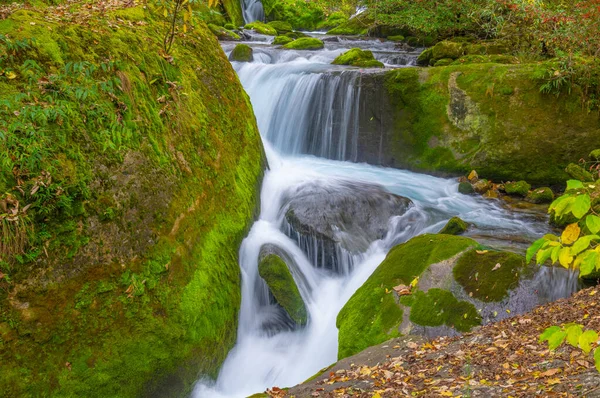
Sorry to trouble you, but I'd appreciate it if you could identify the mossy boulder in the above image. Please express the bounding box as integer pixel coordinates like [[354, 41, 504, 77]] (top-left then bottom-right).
[[221, 0, 245, 26], [504, 181, 531, 197], [453, 250, 526, 302], [458, 182, 475, 195], [244, 21, 278, 36], [416, 48, 433, 66], [224, 22, 236, 30], [409, 288, 480, 332], [439, 217, 468, 235], [208, 23, 241, 40], [526, 187, 554, 204], [258, 248, 307, 326], [388, 35, 405, 42], [229, 43, 254, 62], [336, 234, 478, 359], [283, 37, 325, 50], [0, 8, 265, 397], [590, 149, 600, 161], [566, 163, 594, 182], [327, 12, 374, 35], [268, 20, 293, 34], [431, 41, 463, 61], [273, 35, 294, 46], [434, 58, 454, 67], [285, 31, 308, 39], [332, 48, 384, 68]]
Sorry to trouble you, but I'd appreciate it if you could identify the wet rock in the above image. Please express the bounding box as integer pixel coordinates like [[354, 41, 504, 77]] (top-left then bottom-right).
[[431, 41, 463, 61], [283, 180, 412, 270], [416, 47, 433, 66], [229, 44, 253, 62], [483, 189, 500, 199], [273, 35, 293, 46], [458, 182, 475, 195], [526, 187, 554, 204], [566, 163, 594, 182], [332, 48, 384, 68], [244, 21, 277, 36], [387, 35, 405, 42], [505, 180, 531, 197], [472, 179, 492, 194], [258, 244, 307, 326], [439, 217, 468, 235], [267, 20, 293, 34], [283, 37, 325, 50]]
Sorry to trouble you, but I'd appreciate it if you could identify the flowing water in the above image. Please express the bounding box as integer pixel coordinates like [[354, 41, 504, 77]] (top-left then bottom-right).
[[192, 37, 580, 397], [241, 0, 264, 24]]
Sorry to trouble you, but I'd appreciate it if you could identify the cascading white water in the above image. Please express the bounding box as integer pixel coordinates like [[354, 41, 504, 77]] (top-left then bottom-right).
[[193, 38, 579, 398], [241, 0, 264, 24]]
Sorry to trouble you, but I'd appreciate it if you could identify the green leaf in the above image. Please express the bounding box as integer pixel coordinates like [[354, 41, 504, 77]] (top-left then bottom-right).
[[587, 215, 600, 234], [552, 196, 575, 218], [572, 235, 600, 256], [527, 238, 546, 263], [566, 180, 584, 191], [579, 330, 599, 354], [594, 347, 600, 372], [566, 324, 583, 347], [540, 326, 562, 343], [549, 195, 571, 214], [548, 330, 567, 350], [551, 245, 561, 263], [536, 247, 553, 265], [579, 251, 599, 276], [572, 194, 592, 219]]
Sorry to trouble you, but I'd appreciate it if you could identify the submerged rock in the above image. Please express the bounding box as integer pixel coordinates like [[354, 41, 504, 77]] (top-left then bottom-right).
[[258, 244, 308, 326], [283, 37, 325, 50], [229, 44, 253, 62], [439, 217, 468, 235], [332, 48, 384, 68]]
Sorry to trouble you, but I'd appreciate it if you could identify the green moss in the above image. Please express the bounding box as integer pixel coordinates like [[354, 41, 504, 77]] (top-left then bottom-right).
[[0, 7, 265, 397], [208, 23, 241, 40], [244, 21, 278, 36], [336, 234, 477, 359], [388, 35, 405, 42], [283, 37, 324, 50], [526, 187, 554, 204], [434, 58, 454, 67], [417, 48, 433, 66], [258, 254, 307, 325], [566, 163, 594, 182], [267, 20, 293, 34], [332, 48, 383, 68], [221, 0, 245, 27], [590, 149, 600, 161], [327, 13, 374, 36], [458, 182, 475, 195], [229, 44, 253, 62], [504, 180, 531, 197], [439, 217, 468, 235], [409, 288, 481, 332], [273, 35, 294, 46], [431, 41, 463, 61], [453, 249, 526, 302], [261, 0, 325, 31], [316, 11, 348, 31]]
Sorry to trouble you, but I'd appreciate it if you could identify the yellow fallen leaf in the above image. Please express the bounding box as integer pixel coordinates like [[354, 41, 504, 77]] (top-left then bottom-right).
[[539, 368, 561, 377], [5, 71, 16, 79], [476, 250, 489, 254], [561, 223, 581, 245], [590, 290, 598, 296], [547, 378, 561, 385]]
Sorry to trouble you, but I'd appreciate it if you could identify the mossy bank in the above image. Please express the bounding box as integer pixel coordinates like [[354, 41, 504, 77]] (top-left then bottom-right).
[[354, 64, 600, 185], [0, 5, 265, 397]]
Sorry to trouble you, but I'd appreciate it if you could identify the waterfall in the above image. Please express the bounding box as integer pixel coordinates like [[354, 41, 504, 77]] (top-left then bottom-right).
[[192, 38, 579, 398], [241, 0, 264, 24]]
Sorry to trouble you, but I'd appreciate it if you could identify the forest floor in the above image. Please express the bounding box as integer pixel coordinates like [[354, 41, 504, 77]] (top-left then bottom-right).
[[280, 286, 600, 397]]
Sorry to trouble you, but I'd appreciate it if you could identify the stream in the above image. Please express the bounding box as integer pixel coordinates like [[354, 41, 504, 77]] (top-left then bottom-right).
[[192, 34, 580, 398]]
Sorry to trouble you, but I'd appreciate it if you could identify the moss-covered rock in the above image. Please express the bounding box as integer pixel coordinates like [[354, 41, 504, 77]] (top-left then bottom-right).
[[208, 23, 241, 40], [434, 58, 454, 67], [273, 35, 294, 45], [261, 0, 325, 31], [327, 12, 374, 35], [458, 182, 475, 195], [409, 289, 480, 332], [229, 43, 254, 62], [526, 187, 554, 204], [416, 48, 433, 66], [332, 48, 384, 68], [431, 41, 463, 61], [221, 0, 245, 26], [283, 37, 325, 50], [336, 234, 477, 359], [0, 7, 265, 397], [439, 217, 468, 235], [285, 31, 308, 39], [244, 21, 278, 36], [258, 252, 307, 325], [590, 149, 600, 161], [349, 64, 600, 185], [453, 250, 526, 302], [268, 20, 293, 34], [566, 163, 594, 182], [388, 35, 405, 42], [504, 181, 531, 197]]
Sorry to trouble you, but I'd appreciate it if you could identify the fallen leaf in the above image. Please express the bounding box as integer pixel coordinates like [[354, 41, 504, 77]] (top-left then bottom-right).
[[492, 263, 501, 271], [539, 368, 561, 377], [476, 250, 489, 254]]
